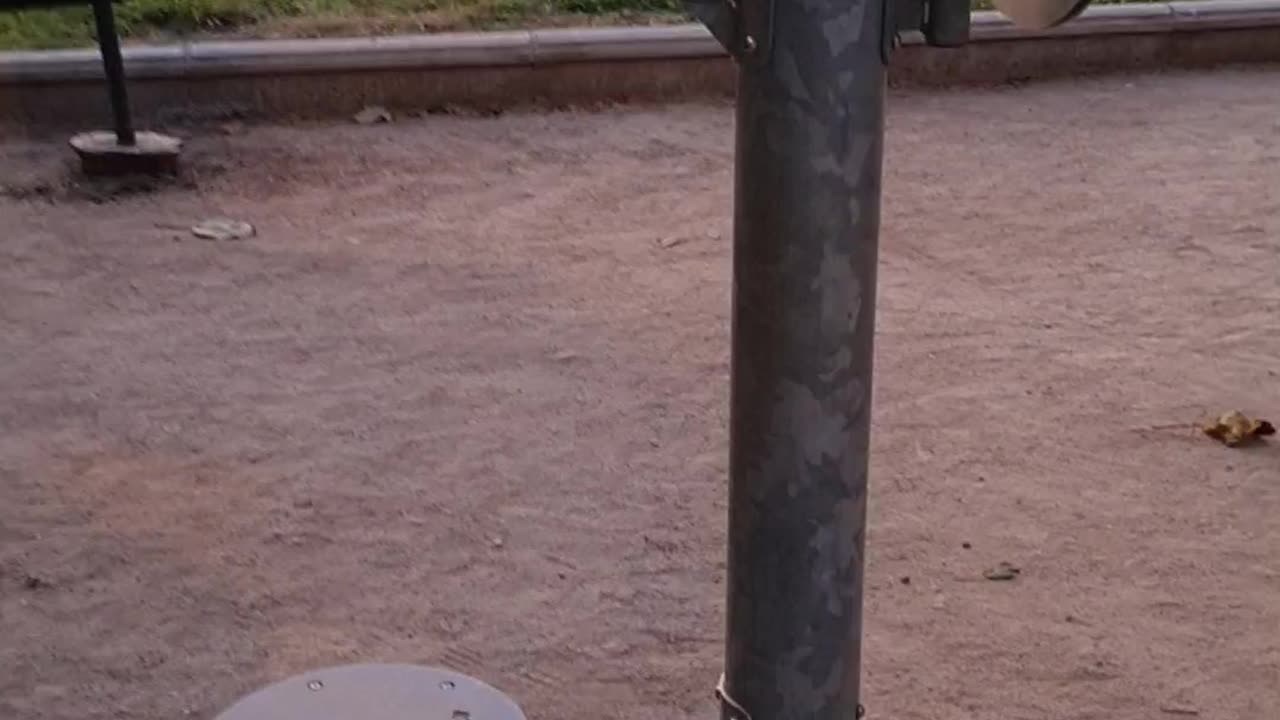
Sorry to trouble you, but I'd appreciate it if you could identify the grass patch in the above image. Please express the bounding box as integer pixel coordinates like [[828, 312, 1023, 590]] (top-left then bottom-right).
[[0, 0, 1155, 51]]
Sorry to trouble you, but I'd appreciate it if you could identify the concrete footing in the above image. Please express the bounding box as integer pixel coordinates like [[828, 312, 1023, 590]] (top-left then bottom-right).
[[69, 130, 182, 176]]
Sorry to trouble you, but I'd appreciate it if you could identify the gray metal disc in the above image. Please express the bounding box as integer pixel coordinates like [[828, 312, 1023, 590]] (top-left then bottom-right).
[[992, 0, 1092, 28], [214, 663, 527, 720]]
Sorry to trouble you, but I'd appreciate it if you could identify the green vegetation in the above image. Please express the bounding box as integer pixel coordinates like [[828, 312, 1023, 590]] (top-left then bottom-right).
[[0, 0, 684, 49], [0, 0, 1151, 51]]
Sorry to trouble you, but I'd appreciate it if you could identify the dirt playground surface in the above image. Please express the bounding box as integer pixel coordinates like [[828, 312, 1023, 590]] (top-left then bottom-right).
[[3, 68, 1279, 720]]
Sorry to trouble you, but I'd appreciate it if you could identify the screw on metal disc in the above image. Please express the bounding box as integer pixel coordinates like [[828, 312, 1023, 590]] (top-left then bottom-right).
[[213, 664, 526, 720], [992, 0, 1092, 28]]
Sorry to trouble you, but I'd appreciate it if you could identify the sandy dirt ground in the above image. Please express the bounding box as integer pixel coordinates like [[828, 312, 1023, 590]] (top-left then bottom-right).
[[2, 68, 1279, 720]]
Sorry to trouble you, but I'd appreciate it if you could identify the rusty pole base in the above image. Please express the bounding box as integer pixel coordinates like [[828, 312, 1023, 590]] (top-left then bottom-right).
[[69, 130, 182, 177]]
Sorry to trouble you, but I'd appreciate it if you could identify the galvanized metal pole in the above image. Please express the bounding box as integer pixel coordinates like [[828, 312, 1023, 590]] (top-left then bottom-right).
[[721, 0, 887, 717], [90, 0, 136, 146]]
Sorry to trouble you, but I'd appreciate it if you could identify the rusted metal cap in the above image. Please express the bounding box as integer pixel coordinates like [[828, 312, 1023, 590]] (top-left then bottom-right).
[[214, 663, 526, 720]]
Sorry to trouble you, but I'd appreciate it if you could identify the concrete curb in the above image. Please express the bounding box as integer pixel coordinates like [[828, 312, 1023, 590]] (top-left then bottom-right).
[[3, 2, 1280, 82], [1, 1, 1279, 128]]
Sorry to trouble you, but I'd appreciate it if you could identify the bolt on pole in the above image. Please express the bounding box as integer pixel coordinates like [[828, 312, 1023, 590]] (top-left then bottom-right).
[[719, 0, 887, 717]]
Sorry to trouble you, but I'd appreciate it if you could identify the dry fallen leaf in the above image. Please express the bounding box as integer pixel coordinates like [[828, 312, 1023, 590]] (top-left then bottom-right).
[[1202, 411, 1275, 447], [983, 562, 1021, 581], [191, 219, 255, 241], [353, 106, 393, 125]]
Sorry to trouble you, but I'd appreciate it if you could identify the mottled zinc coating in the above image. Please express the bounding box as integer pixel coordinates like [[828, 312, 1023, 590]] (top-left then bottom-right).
[[720, 0, 886, 717]]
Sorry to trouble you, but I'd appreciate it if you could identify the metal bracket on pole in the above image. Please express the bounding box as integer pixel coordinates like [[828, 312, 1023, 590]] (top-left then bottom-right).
[[736, 0, 775, 64], [688, 0, 982, 63], [685, 0, 775, 63], [921, 0, 971, 46], [893, 0, 971, 46]]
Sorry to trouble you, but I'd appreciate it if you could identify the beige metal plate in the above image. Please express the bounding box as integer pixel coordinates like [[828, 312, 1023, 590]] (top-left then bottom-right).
[[992, 0, 1093, 28]]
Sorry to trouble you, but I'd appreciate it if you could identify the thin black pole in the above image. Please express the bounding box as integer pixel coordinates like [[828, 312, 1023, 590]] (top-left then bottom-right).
[[90, 0, 136, 146], [722, 0, 886, 716]]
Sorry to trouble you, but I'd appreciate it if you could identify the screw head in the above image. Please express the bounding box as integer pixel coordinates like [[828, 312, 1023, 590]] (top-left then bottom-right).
[[743, 35, 757, 53], [306, 680, 323, 691], [440, 680, 456, 690]]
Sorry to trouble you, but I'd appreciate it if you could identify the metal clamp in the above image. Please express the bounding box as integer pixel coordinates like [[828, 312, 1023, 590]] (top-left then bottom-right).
[[736, 0, 775, 64], [714, 673, 752, 720], [684, 0, 774, 64], [715, 673, 867, 720]]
